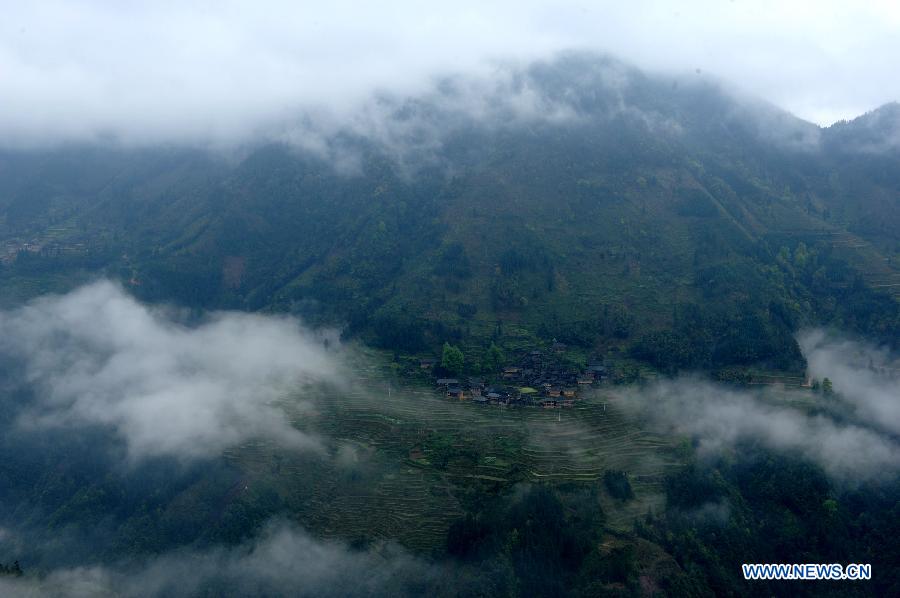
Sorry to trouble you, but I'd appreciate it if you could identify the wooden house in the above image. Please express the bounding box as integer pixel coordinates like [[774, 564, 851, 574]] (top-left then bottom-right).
[[502, 367, 521, 380], [447, 387, 464, 400]]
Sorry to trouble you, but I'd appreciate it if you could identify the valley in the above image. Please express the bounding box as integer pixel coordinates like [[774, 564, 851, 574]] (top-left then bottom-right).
[[224, 353, 677, 551]]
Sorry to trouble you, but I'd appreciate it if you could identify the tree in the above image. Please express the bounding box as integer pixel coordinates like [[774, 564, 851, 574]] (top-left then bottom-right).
[[822, 377, 834, 396], [441, 342, 464, 375], [793, 241, 809, 269], [604, 470, 635, 501], [0, 561, 22, 577], [482, 342, 505, 374]]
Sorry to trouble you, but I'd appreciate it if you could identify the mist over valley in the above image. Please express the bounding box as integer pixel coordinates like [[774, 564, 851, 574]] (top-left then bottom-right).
[[1, 2, 899, 596]]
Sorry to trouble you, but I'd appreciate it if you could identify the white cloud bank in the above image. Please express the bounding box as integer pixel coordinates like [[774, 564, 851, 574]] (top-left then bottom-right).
[[617, 332, 900, 483], [619, 378, 900, 483], [0, 520, 445, 598], [2, 0, 899, 148], [0, 280, 341, 462], [799, 329, 900, 436]]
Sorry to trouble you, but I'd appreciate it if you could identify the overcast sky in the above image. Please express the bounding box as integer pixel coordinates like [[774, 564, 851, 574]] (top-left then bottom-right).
[[2, 0, 899, 147]]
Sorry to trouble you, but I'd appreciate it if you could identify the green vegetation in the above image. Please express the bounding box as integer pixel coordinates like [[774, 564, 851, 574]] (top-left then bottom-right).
[[481, 342, 505, 374], [0, 55, 899, 595], [440, 342, 464, 375], [2, 57, 899, 376], [639, 448, 900, 596], [603, 470, 635, 501], [446, 485, 604, 596], [0, 561, 22, 578], [1, 347, 897, 595]]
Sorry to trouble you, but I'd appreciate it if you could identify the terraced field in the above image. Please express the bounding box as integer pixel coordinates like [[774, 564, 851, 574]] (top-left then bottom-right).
[[224, 359, 679, 552], [773, 228, 900, 300]]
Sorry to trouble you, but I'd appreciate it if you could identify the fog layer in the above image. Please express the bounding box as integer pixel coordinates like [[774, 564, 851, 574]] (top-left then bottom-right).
[[618, 332, 900, 483], [0, 281, 340, 463], [3, 1, 899, 147], [799, 329, 900, 436], [0, 520, 445, 598]]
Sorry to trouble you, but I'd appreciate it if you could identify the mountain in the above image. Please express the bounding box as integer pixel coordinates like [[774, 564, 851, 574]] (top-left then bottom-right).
[[2, 53, 900, 597], [1, 53, 898, 372]]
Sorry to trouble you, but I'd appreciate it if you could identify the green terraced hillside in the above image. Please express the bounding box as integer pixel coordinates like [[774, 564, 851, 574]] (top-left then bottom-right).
[[224, 358, 678, 551]]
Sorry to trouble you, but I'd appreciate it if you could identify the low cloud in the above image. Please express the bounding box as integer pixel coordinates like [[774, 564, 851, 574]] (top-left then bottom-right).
[[681, 500, 732, 526], [617, 376, 900, 483], [823, 103, 900, 153], [0, 280, 341, 463], [275, 53, 700, 176], [3, 0, 900, 150], [0, 520, 449, 598], [273, 62, 582, 175], [799, 329, 900, 435]]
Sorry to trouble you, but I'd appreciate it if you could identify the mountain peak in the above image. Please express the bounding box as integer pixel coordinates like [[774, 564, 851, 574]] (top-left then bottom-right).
[[824, 101, 900, 153]]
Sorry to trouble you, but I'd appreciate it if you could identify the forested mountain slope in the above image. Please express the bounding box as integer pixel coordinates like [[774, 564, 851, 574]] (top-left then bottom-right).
[[1, 54, 898, 371]]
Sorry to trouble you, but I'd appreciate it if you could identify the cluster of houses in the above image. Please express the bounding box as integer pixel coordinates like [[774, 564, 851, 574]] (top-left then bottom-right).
[[1, 240, 40, 264], [430, 347, 610, 409], [1, 239, 89, 264]]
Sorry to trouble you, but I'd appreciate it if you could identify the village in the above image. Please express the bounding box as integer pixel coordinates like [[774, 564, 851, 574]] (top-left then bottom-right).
[[424, 342, 611, 408], [1, 237, 90, 264]]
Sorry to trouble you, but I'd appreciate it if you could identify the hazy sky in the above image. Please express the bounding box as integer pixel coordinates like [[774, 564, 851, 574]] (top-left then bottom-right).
[[2, 0, 899, 147]]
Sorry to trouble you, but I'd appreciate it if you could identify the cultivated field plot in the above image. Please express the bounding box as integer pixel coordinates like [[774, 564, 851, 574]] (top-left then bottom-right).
[[225, 359, 679, 551]]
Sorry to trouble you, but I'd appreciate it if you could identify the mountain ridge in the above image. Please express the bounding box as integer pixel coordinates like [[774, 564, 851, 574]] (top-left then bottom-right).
[[1, 53, 897, 373]]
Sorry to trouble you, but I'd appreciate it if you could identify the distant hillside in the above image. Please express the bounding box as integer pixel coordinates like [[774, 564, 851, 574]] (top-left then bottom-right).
[[1, 54, 898, 372]]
